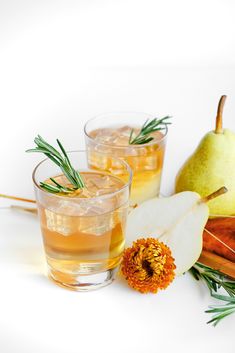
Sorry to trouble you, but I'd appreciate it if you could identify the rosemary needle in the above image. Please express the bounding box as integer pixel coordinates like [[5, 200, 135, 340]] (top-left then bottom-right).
[[129, 116, 171, 145], [26, 135, 85, 194], [205, 294, 235, 326], [190, 262, 235, 326]]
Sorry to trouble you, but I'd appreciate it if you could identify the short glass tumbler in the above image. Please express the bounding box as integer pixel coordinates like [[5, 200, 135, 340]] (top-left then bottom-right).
[[33, 151, 132, 291], [84, 112, 168, 205]]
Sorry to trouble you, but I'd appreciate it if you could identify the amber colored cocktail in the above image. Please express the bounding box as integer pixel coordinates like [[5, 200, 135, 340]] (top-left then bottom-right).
[[33, 151, 132, 291], [84, 113, 167, 205]]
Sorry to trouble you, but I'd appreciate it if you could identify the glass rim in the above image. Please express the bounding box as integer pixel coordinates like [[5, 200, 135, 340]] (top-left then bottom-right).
[[84, 111, 168, 149], [32, 150, 133, 202]]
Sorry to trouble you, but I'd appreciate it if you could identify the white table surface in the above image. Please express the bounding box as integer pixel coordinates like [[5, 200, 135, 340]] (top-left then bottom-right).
[[1, 1, 235, 352]]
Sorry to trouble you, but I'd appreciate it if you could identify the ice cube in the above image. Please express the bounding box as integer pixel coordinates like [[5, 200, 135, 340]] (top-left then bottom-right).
[[44, 195, 124, 237], [88, 175, 117, 189], [118, 125, 133, 136], [93, 126, 134, 146], [56, 199, 90, 215], [144, 155, 159, 170], [95, 187, 119, 196], [78, 211, 119, 236], [95, 128, 118, 144], [44, 200, 91, 236], [44, 210, 75, 236], [78, 187, 97, 199], [110, 128, 132, 146]]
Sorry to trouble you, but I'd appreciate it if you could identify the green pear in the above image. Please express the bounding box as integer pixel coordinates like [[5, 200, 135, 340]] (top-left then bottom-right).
[[176, 95, 235, 215]]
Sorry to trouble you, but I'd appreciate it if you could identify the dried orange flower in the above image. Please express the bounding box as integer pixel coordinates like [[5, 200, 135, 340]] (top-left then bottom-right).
[[121, 238, 176, 294]]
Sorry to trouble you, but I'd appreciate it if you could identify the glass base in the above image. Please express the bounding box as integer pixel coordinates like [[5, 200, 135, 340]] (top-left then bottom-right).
[[48, 267, 117, 291]]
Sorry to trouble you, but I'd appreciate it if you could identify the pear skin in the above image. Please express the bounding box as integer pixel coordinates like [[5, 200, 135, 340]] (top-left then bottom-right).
[[176, 96, 235, 215]]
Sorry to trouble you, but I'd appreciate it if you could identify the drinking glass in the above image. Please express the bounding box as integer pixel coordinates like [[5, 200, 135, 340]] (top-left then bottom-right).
[[33, 151, 132, 291], [84, 112, 168, 205]]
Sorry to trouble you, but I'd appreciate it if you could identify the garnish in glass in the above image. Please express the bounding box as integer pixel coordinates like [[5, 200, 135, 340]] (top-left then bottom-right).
[[129, 116, 171, 145], [26, 135, 85, 194]]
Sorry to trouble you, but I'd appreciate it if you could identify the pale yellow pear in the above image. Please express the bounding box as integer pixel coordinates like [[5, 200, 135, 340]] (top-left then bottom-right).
[[126, 187, 227, 275], [176, 96, 235, 215]]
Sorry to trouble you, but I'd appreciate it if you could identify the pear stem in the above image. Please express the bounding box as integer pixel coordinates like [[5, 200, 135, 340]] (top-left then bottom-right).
[[215, 95, 227, 134], [0, 194, 36, 204], [200, 187, 228, 204]]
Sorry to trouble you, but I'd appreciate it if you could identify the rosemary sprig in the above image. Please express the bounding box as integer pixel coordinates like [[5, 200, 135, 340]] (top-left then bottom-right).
[[39, 178, 75, 194], [190, 263, 235, 296], [129, 116, 171, 145], [190, 262, 235, 326], [205, 294, 235, 326], [26, 135, 85, 194]]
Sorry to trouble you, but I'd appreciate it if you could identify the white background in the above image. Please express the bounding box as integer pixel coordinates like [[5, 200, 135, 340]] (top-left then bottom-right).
[[0, 1, 235, 352]]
